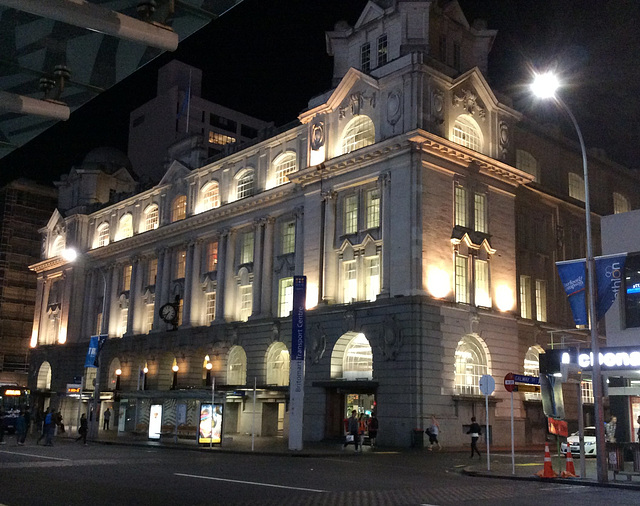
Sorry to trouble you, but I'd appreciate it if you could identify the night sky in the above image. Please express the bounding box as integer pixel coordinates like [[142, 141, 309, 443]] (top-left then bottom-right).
[[1, 0, 638, 187]]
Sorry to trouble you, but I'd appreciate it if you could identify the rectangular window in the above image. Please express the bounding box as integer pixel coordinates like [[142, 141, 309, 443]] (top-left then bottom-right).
[[208, 131, 236, 145], [455, 254, 469, 304], [343, 261, 358, 303], [535, 279, 547, 322], [239, 284, 252, 321], [453, 41, 461, 70], [278, 277, 294, 317], [568, 173, 585, 202], [361, 43, 371, 72], [206, 241, 218, 272], [145, 304, 154, 333], [377, 34, 388, 66], [120, 308, 128, 337], [344, 195, 358, 234], [206, 292, 216, 322], [123, 264, 132, 292], [474, 259, 490, 307], [520, 275, 531, 319], [365, 256, 380, 302], [148, 258, 157, 286], [241, 232, 254, 264], [175, 250, 186, 279], [365, 188, 380, 229], [281, 221, 295, 255], [439, 35, 447, 62], [581, 381, 594, 404], [454, 185, 468, 228], [474, 193, 487, 233]]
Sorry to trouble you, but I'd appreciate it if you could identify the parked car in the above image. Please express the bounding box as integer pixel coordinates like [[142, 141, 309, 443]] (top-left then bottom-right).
[[560, 427, 597, 456]]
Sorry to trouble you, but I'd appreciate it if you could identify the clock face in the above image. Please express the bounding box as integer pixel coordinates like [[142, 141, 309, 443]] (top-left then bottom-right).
[[160, 303, 177, 322]]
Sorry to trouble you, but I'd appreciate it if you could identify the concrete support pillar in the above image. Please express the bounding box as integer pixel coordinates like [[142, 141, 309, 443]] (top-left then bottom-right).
[[251, 219, 264, 317], [261, 217, 275, 316], [380, 172, 391, 298]]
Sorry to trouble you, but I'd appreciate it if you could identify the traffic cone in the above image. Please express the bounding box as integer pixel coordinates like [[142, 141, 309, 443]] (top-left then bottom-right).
[[536, 442, 557, 478], [560, 448, 577, 478]]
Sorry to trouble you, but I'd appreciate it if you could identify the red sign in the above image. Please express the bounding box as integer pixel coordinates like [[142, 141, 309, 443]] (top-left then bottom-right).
[[548, 417, 568, 437], [504, 373, 515, 392]]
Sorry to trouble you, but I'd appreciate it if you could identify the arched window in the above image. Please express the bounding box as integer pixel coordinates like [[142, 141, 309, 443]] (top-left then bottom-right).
[[96, 222, 110, 248], [568, 173, 585, 202], [516, 149, 539, 182], [227, 346, 247, 385], [37, 361, 52, 390], [343, 333, 373, 380], [236, 170, 254, 200], [454, 335, 489, 395], [273, 152, 297, 186], [341, 115, 375, 155], [523, 345, 543, 400], [452, 115, 482, 152], [613, 192, 630, 214], [266, 342, 290, 386], [51, 235, 65, 258], [171, 195, 187, 222], [202, 181, 220, 211], [118, 214, 133, 240], [143, 204, 159, 231]]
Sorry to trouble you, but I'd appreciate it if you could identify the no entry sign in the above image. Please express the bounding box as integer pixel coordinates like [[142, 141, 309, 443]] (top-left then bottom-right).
[[504, 373, 515, 392]]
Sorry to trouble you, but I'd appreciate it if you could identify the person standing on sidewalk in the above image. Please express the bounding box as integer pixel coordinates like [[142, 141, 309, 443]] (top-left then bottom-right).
[[43, 409, 55, 446], [36, 408, 49, 445], [368, 413, 379, 448], [103, 408, 111, 431], [76, 414, 88, 445], [467, 417, 481, 458], [426, 415, 441, 451], [343, 410, 360, 452], [15, 411, 27, 445]]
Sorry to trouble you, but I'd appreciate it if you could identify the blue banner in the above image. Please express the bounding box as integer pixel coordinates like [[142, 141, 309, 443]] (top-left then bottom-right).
[[595, 254, 626, 321], [84, 335, 108, 368], [291, 276, 306, 361], [556, 259, 587, 326]]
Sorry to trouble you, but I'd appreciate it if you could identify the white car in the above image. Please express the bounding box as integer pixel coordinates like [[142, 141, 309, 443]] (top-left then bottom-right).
[[560, 427, 597, 457]]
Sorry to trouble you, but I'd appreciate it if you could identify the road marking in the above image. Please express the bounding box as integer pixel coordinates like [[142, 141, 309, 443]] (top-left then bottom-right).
[[175, 473, 327, 493], [0, 450, 70, 461]]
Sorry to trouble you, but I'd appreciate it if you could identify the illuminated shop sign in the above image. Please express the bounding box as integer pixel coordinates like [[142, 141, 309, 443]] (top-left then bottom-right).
[[5, 389, 21, 396], [560, 346, 640, 370]]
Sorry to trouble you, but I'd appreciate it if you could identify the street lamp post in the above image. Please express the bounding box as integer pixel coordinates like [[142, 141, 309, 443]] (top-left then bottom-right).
[[531, 72, 608, 483]]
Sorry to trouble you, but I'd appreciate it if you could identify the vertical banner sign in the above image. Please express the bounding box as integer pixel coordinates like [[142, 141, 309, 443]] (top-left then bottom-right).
[[595, 254, 626, 321], [289, 276, 306, 451], [85, 336, 100, 368], [556, 259, 587, 326]]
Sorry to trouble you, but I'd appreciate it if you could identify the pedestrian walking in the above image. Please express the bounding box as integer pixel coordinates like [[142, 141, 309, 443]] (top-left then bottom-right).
[[15, 411, 27, 445], [343, 410, 360, 452], [103, 408, 111, 431], [467, 416, 482, 458], [43, 409, 55, 446], [368, 413, 379, 448], [76, 414, 88, 445], [426, 415, 441, 451], [24, 409, 31, 438], [36, 408, 49, 445]]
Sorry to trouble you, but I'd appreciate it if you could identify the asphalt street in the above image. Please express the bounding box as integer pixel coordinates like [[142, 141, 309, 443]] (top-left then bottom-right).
[[1, 440, 639, 505]]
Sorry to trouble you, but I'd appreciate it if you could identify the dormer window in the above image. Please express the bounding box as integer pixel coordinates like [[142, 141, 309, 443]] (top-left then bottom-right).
[[51, 235, 65, 258], [96, 223, 110, 248], [143, 204, 159, 231], [236, 170, 254, 199], [171, 195, 187, 222], [117, 214, 133, 240], [341, 116, 375, 155], [360, 42, 371, 72], [273, 152, 297, 186], [452, 115, 482, 152]]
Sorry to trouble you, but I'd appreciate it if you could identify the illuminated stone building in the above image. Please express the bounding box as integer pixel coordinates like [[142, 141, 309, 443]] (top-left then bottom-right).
[[28, 1, 640, 446]]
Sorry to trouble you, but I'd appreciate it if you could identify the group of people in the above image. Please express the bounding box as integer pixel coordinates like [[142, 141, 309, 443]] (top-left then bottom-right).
[[342, 410, 379, 452], [0, 408, 30, 445]]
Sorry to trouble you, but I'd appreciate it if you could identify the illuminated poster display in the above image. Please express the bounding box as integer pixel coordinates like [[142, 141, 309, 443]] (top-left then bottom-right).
[[149, 404, 162, 440], [198, 403, 223, 445]]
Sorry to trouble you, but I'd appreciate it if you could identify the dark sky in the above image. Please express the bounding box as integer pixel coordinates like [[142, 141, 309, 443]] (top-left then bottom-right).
[[1, 0, 638, 187]]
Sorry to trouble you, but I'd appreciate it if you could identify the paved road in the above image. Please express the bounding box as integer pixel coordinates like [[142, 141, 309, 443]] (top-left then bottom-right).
[[1, 441, 639, 505]]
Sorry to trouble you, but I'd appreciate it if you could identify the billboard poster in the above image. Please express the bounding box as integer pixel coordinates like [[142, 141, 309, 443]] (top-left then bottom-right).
[[198, 403, 223, 445], [148, 404, 162, 440]]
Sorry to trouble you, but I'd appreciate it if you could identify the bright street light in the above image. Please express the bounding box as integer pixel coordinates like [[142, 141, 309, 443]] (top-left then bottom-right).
[[531, 70, 608, 484]]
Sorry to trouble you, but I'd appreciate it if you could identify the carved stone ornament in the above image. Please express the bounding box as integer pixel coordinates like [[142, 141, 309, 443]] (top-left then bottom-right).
[[270, 321, 280, 343], [499, 121, 509, 160], [339, 91, 376, 119], [308, 323, 327, 365], [310, 121, 325, 150], [343, 309, 357, 333], [452, 89, 486, 119], [386, 90, 402, 126], [379, 315, 403, 361], [432, 89, 444, 125]]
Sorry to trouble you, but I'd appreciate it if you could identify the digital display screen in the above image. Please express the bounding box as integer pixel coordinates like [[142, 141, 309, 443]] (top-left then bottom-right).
[[198, 403, 223, 445], [148, 404, 162, 440]]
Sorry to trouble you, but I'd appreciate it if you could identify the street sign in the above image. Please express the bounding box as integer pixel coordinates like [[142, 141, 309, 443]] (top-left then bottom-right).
[[512, 374, 539, 385], [513, 384, 541, 393], [504, 372, 515, 392], [479, 375, 495, 395]]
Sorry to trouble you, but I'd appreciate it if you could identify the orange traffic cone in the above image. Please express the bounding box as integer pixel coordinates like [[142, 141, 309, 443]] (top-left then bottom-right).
[[560, 448, 578, 478], [536, 442, 557, 478]]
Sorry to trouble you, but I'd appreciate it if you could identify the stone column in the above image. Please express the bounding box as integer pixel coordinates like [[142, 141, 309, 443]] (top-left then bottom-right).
[[379, 172, 391, 297], [215, 230, 228, 322], [223, 229, 236, 321], [107, 265, 119, 337], [127, 257, 140, 334], [294, 206, 304, 276], [251, 219, 264, 317], [181, 241, 195, 327], [261, 217, 275, 316], [82, 270, 96, 338], [152, 249, 165, 331], [161, 247, 172, 307], [190, 239, 203, 325], [322, 191, 337, 303]]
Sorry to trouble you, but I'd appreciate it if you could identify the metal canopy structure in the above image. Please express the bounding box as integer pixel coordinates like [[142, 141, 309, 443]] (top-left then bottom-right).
[[0, 0, 243, 160]]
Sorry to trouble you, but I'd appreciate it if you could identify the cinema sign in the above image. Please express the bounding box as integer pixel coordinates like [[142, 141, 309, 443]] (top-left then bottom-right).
[[560, 346, 640, 371]]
